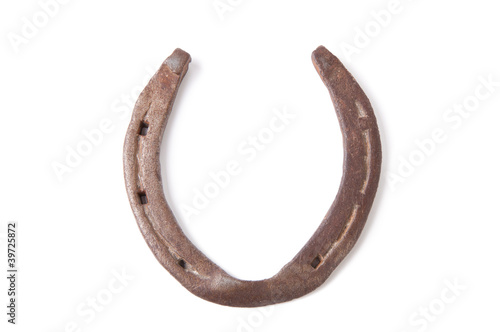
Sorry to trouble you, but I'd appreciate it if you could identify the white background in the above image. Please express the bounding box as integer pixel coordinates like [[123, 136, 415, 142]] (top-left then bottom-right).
[[1, 0, 499, 331]]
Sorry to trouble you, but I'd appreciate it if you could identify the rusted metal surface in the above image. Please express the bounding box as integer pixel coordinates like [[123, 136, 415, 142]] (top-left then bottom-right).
[[123, 46, 382, 307]]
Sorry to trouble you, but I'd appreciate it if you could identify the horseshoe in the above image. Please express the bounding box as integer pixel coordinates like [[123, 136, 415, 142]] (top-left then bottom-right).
[[123, 46, 382, 307]]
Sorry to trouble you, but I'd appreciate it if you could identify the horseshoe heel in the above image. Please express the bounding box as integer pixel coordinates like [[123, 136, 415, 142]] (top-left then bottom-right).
[[123, 46, 382, 307]]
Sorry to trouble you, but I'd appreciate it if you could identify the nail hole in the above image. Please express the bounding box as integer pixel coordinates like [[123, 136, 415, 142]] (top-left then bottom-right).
[[139, 121, 149, 136], [178, 259, 186, 269], [311, 255, 322, 269], [138, 192, 148, 205]]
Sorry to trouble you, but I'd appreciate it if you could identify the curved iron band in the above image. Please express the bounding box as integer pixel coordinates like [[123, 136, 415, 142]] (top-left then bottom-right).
[[123, 46, 381, 307]]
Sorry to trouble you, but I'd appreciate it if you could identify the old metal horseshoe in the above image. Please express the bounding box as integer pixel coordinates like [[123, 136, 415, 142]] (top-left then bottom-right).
[[123, 46, 382, 307]]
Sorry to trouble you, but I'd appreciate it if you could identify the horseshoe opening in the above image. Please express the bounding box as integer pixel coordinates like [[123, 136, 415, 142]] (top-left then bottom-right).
[[311, 255, 323, 269], [139, 121, 149, 136], [123, 46, 382, 307], [138, 191, 148, 205]]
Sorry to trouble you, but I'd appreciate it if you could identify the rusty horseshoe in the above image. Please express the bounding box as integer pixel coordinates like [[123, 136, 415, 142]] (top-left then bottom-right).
[[123, 46, 382, 307]]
